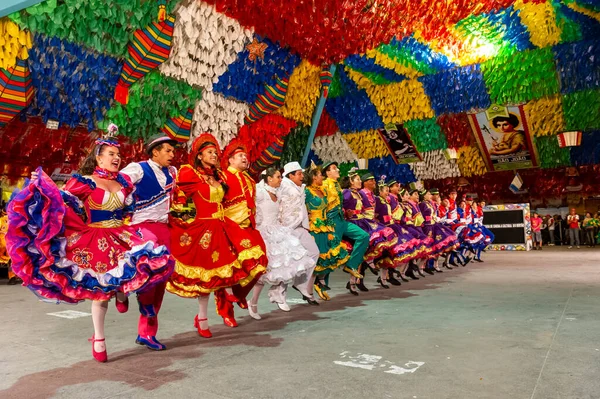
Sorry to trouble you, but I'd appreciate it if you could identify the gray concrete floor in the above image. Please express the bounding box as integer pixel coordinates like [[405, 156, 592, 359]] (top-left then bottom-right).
[[1, 247, 600, 399]]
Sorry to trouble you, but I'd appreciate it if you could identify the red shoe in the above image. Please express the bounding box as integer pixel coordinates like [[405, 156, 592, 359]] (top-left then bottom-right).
[[88, 335, 107, 363], [222, 316, 238, 328], [193, 315, 212, 338], [115, 296, 129, 313], [223, 291, 239, 303], [237, 297, 248, 309]]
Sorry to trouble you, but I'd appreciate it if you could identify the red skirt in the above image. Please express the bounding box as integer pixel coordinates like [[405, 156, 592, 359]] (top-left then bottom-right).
[[166, 216, 266, 297]]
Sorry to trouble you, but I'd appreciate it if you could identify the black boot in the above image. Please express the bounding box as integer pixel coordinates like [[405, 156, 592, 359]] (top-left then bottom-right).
[[356, 278, 369, 292], [405, 268, 419, 280], [346, 282, 359, 296], [388, 274, 402, 286], [377, 277, 390, 289], [424, 269, 435, 275]]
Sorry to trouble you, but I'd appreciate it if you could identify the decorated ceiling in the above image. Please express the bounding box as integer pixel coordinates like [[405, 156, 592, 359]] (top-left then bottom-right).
[[0, 0, 600, 199]]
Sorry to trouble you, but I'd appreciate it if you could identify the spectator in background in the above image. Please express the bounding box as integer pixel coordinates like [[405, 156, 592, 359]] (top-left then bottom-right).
[[583, 212, 598, 248], [531, 212, 543, 250], [566, 208, 581, 249], [546, 214, 555, 246]]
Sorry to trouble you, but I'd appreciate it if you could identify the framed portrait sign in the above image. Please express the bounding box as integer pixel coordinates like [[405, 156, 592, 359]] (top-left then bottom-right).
[[468, 105, 539, 172], [378, 123, 422, 164]]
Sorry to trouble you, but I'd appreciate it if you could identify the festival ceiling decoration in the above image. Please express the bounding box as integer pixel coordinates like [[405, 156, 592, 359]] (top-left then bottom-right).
[[0, 0, 599, 197], [0, 58, 33, 127]]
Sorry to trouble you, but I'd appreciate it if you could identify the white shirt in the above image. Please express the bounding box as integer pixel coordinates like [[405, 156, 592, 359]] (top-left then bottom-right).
[[255, 182, 279, 228], [278, 177, 309, 230], [120, 159, 177, 225]]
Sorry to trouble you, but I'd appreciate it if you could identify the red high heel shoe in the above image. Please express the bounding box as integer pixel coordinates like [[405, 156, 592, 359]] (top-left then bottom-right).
[[115, 296, 129, 313], [222, 316, 238, 328], [223, 291, 239, 303], [193, 315, 212, 338], [88, 335, 107, 363]]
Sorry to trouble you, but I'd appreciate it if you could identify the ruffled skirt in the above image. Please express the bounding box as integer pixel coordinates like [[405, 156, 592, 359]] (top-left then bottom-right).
[[257, 224, 314, 285], [6, 171, 174, 304], [387, 224, 428, 263], [167, 216, 267, 297], [421, 223, 459, 256], [309, 228, 350, 276], [348, 219, 397, 262]]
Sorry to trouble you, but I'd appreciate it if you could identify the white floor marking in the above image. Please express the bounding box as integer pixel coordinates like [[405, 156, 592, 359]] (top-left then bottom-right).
[[530, 286, 574, 399], [47, 310, 91, 319], [334, 352, 424, 375], [384, 361, 425, 375]]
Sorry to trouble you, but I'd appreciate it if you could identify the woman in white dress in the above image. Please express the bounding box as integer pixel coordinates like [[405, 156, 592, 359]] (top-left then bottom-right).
[[248, 167, 316, 319]]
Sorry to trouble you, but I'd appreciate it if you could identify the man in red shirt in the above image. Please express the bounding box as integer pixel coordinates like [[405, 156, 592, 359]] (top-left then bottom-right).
[[566, 208, 581, 249], [531, 212, 543, 250]]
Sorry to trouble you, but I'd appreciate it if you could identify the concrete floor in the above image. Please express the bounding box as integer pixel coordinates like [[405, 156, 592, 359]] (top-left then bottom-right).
[[1, 247, 599, 399]]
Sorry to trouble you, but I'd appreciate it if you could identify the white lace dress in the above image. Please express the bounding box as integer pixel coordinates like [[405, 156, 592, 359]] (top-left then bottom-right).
[[256, 183, 314, 285]]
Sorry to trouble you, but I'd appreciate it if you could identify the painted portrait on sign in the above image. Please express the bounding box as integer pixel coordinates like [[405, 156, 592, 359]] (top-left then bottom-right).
[[378, 123, 422, 164], [469, 105, 538, 172]]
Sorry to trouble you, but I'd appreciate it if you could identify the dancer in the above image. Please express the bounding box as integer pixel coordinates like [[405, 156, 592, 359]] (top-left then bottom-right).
[[456, 198, 485, 261], [341, 170, 395, 291], [248, 167, 316, 318], [321, 161, 367, 296], [374, 177, 422, 287], [276, 161, 320, 305], [304, 165, 349, 300], [399, 188, 434, 279], [419, 188, 458, 274], [7, 127, 174, 362], [120, 133, 178, 350], [445, 190, 471, 267], [166, 134, 266, 337], [218, 140, 268, 319], [472, 200, 494, 261]]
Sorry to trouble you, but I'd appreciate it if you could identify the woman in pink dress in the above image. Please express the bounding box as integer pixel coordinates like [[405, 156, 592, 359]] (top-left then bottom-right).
[[7, 129, 174, 362]]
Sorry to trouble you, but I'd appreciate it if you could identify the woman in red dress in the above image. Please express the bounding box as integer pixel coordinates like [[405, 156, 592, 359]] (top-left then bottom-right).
[[7, 131, 174, 362], [166, 134, 266, 337]]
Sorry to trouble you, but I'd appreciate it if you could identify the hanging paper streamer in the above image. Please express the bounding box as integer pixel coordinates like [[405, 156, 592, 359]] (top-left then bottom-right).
[[236, 114, 296, 164], [345, 67, 381, 91], [563, 88, 600, 131], [366, 79, 435, 124], [276, 60, 320, 125], [437, 113, 473, 149], [12, 0, 176, 58], [315, 110, 339, 137], [312, 132, 358, 163], [554, 39, 600, 94], [114, 14, 176, 104], [457, 145, 487, 177], [552, 1, 583, 43], [376, 36, 455, 76], [410, 150, 461, 181], [192, 91, 249, 149], [159, 1, 253, 91], [319, 67, 333, 97], [342, 130, 389, 159], [248, 135, 286, 176], [404, 118, 448, 153], [27, 34, 120, 130], [245, 76, 289, 124], [514, 0, 562, 48], [524, 95, 565, 136], [558, 1, 600, 41], [161, 108, 193, 143], [0, 19, 32, 70], [103, 70, 201, 140], [419, 64, 490, 115], [278, 124, 310, 167], [481, 47, 560, 104], [368, 155, 417, 185], [213, 36, 300, 104], [534, 135, 571, 169], [570, 131, 600, 166], [325, 68, 383, 133], [0, 58, 33, 127], [343, 54, 407, 84]]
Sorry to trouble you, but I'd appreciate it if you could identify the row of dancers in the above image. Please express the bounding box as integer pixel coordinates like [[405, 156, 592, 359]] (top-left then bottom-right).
[[5, 128, 493, 363]]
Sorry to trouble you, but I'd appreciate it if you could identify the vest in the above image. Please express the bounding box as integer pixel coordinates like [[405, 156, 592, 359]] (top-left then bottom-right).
[[132, 161, 174, 213]]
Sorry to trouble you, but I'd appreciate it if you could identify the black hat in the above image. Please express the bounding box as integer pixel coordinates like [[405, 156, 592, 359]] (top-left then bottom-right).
[[360, 173, 375, 182], [145, 133, 178, 156], [430, 188, 439, 195], [321, 161, 338, 173], [387, 179, 398, 187]]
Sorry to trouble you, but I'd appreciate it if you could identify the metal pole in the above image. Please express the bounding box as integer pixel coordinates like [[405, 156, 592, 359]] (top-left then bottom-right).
[[301, 64, 337, 168]]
